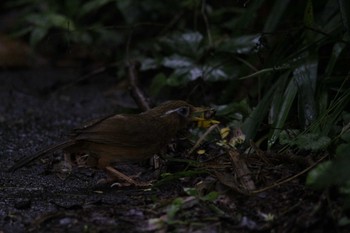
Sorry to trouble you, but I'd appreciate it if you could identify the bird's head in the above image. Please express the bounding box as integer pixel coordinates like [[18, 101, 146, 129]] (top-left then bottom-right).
[[145, 100, 213, 129]]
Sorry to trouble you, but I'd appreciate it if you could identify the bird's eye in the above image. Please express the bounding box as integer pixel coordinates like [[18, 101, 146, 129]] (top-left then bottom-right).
[[176, 106, 190, 117]]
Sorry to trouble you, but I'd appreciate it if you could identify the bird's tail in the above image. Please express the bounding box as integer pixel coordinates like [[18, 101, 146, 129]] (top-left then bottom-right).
[[8, 140, 75, 172]]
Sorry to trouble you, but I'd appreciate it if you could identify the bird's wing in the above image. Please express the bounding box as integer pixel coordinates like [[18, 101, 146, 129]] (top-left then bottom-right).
[[73, 114, 167, 147]]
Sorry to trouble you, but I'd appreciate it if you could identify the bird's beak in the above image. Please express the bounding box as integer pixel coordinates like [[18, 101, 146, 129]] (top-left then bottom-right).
[[191, 107, 220, 128]]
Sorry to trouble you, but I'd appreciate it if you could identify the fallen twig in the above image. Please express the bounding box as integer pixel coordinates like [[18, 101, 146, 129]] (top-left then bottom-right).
[[127, 60, 152, 111], [228, 149, 256, 191]]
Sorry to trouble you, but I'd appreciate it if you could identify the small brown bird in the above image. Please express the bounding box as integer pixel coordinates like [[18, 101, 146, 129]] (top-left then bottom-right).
[[9, 100, 207, 186]]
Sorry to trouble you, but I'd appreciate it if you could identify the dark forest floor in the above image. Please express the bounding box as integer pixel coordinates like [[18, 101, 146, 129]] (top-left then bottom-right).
[[0, 68, 348, 233]]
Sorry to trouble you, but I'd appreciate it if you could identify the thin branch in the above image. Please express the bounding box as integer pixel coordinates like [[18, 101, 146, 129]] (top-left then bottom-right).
[[251, 153, 328, 194], [127, 61, 152, 111], [238, 64, 290, 80]]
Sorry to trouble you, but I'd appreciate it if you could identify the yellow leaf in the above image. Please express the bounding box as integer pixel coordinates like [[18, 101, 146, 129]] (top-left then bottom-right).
[[197, 149, 206, 155], [197, 119, 220, 128], [220, 127, 230, 139]]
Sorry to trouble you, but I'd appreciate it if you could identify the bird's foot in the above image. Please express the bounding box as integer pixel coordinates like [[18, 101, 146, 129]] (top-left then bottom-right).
[[100, 166, 152, 188]]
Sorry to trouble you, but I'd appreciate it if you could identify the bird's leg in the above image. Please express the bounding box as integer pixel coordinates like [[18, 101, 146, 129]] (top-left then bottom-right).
[[105, 166, 137, 185], [64, 153, 73, 165], [104, 166, 151, 187], [97, 157, 151, 187]]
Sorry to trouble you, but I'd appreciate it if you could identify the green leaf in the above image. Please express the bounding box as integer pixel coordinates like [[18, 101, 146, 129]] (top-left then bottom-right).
[[202, 65, 228, 81], [201, 191, 219, 202], [47, 13, 75, 31], [307, 144, 350, 188], [341, 130, 350, 143], [306, 161, 332, 187], [160, 32, 204, 57], [217, 35, 260, 54], [30, 27, 48, 46], [141, 58, 158, 70], [162, 55, 193, 69], [269, 73, 290, 124], [26, 13, 46, 26], [167, 198, 183, 221], [325, 39, 347, 77], [242, 73, 283, 142], [338, 216, 350, 226], [216, 100, 251, 119], [162, 55, 228, 84], [184, 187, 198, 197], [295, 56, 318, 128], [268, 74, 298, 148]]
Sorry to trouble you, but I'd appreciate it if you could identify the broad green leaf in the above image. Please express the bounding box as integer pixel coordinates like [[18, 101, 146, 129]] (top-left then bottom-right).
[[167, 198, 183, 221], [201, 191, 219, 202], [320, 0, 340, 26], [268, 74, 298, 148], [216, 100, 251, 119], [163, 55, 228, 83], [141, 58, 158, 70], [243, 94, 272, 141], [325, 39, 347, 77], [307, 144, 350, 188], [179, 32, 203, 46], [306, 161, 332, 187], [30, 27, 48, 46], [339, 216, 350, 226], [217, 35, 260, 54], [320, 3, 342, 35], [269, 73, 290, 124], [341, 130, 350, 143], [184, 187, 198, 197], [201, 65, 228, 81], [47, 13, 75, 31], [26, 14, 48, 27], [160, 32, 204, 57], [162, 55, 193, 69], [295, 56, 318, 128], [242, 73, 290, 142], [336, 143, 350, 158]]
